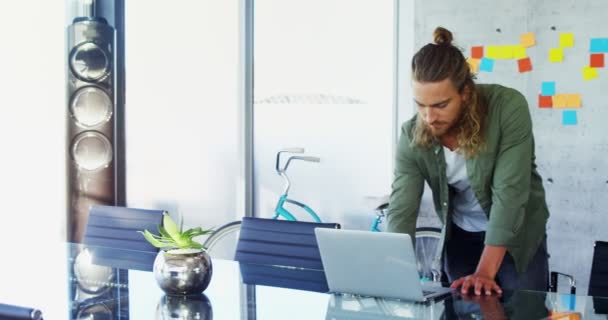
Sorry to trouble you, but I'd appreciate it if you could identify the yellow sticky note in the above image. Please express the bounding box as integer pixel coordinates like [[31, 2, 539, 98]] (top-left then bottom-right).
[[582, 66, 598, 81], [552, 94, 569, 108], [560, 33, 575, 48], [467, 58, 480, 73], [521, 32, 536, 47], [549, 48, 563, 62], [486, 46, 500, 59], [566, 94, 582, 108], [498, 45, 513, 59], [512, 45, 527, 59]]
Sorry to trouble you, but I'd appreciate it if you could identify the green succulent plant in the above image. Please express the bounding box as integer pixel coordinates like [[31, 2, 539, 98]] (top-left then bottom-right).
[[139, 213, 214, 250]]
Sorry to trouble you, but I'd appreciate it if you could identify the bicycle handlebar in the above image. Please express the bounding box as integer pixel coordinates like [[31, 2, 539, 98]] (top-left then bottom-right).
[[275, 148, 320, 174], [279, 147, 304, 153]]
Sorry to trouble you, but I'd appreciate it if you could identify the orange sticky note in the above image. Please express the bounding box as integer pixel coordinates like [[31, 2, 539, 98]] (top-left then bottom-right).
[[518, 57, 532, 73], [471, 46, 484, 59], [538, 95, 552, 108], [467, 58, 480, 73], [549, 48, 564, 62], [582, 66, 599, 80], [590, 53, 605, 68], [553, 94, 569, 108], [521, 32, 536, 47], [566, 94, 582, 108]]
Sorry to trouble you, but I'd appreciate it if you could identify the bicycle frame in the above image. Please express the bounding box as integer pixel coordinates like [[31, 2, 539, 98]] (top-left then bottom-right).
[[273, 148, 322, 222], [273, 194, 322, 223]]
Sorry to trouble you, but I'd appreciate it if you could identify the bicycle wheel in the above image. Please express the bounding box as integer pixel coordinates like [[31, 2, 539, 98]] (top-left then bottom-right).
[[203, 221, 242, 260], [415, 227, 442, 281]]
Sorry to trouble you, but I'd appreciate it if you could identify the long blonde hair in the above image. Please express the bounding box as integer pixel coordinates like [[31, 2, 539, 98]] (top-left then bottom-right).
[[411, 27, 487, 158]]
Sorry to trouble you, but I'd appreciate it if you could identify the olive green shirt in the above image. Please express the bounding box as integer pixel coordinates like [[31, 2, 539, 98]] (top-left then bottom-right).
[[387, 84, 549, 273]]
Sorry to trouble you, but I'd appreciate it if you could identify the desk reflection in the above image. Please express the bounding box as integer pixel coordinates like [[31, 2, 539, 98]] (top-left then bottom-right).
[[325, 294, 445, 320]]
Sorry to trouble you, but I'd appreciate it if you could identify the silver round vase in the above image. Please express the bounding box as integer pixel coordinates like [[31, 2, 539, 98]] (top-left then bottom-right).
[[153, 249, 213, 295], [155, 293, 213, 320]]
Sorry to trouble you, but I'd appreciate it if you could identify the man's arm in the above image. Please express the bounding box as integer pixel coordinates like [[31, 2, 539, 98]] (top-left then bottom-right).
[[451, 90, 533, 295], [386, 122, 424, 239]]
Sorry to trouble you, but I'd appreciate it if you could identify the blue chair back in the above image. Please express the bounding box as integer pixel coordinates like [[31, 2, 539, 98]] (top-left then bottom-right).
[[0, 303, 42, 320], [239, 263, 329, 293], [235, 217, 340, 270], [83, 205, 164, 252]]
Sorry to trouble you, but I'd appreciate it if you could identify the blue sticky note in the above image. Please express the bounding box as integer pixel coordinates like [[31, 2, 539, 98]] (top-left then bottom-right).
[[590, 38, 608, 53], [562, 111, 577, 125], [541, 82, 556, 96], [479, 58, 494, 72]]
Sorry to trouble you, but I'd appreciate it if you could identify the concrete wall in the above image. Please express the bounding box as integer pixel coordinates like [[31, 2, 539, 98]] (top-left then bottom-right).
[[413, 0, 608, 293]]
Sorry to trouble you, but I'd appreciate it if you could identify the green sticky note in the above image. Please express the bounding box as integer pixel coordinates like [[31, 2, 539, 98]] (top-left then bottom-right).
[[549, 48, 564, 62], [512, 45, 527, 59], [582, 66, 599, 81], [486, 46, 500, 59], [560, 33, 575, 48]]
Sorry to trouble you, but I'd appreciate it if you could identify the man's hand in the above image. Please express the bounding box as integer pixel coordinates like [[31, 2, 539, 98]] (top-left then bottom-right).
[[450, 273, 503, 295], [450, 244, 507, 295]]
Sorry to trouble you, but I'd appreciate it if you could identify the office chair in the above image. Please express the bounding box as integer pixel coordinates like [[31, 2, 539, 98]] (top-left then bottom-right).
[[589, 241, 608, 297], [235, 217, 340, 270], [0, 303, 42, 320], [82, 205, 165, 271]]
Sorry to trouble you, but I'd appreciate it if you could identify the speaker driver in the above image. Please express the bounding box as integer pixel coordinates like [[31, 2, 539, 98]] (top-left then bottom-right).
[[70, 86, 113, 128], [71, 131, 113, 171], [70, 41, 111, 82]]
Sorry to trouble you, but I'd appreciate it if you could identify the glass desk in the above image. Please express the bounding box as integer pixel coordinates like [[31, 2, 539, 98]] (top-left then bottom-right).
[[0, 242, 606, 319]]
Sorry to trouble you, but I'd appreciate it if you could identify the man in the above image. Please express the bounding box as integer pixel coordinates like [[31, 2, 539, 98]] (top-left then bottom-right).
[[387, 27, 550, 296]]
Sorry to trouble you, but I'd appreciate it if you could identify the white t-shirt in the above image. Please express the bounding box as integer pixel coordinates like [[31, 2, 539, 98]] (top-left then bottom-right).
[[443, 147, 488, 232]]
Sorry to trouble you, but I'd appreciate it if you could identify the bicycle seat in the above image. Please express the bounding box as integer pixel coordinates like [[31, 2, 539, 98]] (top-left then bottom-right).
[[363, 195, 390, 211]]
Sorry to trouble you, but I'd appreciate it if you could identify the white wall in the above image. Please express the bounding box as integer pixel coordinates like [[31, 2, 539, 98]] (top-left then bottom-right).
[[0, 2, 67, 243], [124, 1, 242, 232], [253, 0, 395, 229]]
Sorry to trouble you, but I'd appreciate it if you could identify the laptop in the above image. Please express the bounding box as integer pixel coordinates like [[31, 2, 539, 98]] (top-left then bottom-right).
[[314, 228, 453, 302]]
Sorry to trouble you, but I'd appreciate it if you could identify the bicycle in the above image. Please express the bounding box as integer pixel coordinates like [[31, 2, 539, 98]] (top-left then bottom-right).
[[366, 195, 443, 282], [203, 148, 322, 255]]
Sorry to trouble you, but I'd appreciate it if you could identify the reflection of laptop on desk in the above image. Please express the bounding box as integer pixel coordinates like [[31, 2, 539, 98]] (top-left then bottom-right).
[[315, 228, 453, 302]]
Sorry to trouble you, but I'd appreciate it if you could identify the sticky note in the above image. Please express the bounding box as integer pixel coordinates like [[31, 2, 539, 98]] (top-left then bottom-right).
[[518, 57, 532, 73], [549, 48, 564, 62], [513, 45, 527, 59], [562, 111, 577, 125], [566, 94, 582, 108], [559, 33, 575, 48], [538, 95, 552, 108], [485, 46, 500, 59], [553, 94, 568, 108], [590, 38, 608, 53], [498, 46, 513, 59], [541, 82, 556, 96], [590, 53, 605, 68], [467, 58, 481, 73], [471, 46, 484, 59], [479, 58, 494, 72], [521, 32, 536, 47], [582, 66, 599, 81]]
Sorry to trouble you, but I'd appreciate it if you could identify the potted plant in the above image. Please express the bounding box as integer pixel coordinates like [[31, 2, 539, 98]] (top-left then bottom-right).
[[139, 213, 214, 295]]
